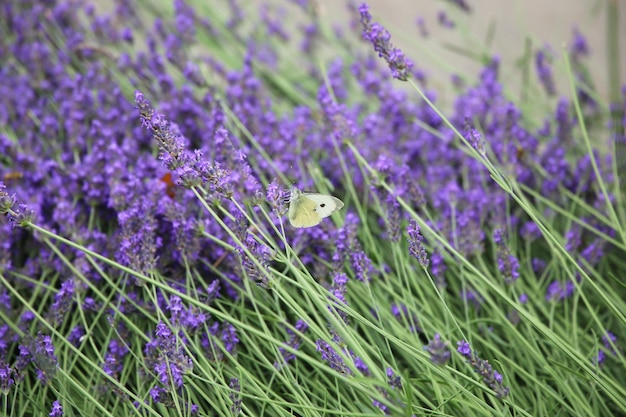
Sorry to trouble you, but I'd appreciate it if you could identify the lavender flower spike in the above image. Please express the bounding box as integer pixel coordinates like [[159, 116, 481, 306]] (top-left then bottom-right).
[[457, 340, 510, 398], [535, 47, 556, 96], [407, 219, 429, 268], [358, 3, 413, 81]]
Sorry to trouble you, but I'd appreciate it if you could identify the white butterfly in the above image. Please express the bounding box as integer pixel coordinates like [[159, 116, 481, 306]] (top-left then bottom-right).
[[287, 187, 344, 228]]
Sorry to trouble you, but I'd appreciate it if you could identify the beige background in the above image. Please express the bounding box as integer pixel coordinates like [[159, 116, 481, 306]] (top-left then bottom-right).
[[313, 0, 625, 103]]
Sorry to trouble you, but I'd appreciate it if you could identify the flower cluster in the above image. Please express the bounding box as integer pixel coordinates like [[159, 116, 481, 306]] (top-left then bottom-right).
[[0, 0, 621, 414]]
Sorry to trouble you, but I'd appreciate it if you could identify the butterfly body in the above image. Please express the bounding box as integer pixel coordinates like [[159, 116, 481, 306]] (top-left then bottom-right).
[[288, 187, 344, 228]]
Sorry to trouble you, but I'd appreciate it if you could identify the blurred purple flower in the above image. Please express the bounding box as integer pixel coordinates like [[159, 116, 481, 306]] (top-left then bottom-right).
[[424, 334, 451, 365], [237, 230, 272, 287], [601, 331, 620, 356], [260, 3, 290, 41], [266, 179, 286, 216], [430, 251, 447, 288], [0, 361, 14, 395], [383, 193, 401, 243], [415, 17, 428, 37], [201, 321, 239, 362], [464, 118, 485, 154], [447, 0, 471, 12], [329, 273, 350, 326], [48, 278, 76, 326], [535, 47, 556, 96], [437, 11, 455, 28], [387, 367, 402, 389], [67, 326, 85, 347], [351, 244, 375, 282], [546, 279, 576, 301], [391, 303, 421, 333], [461, 288, 484, 310], [275, 319, 309, 369], [570, 27, 589, 59], [49, 400, 63, 417], [229, 377, 242, 415], [19, 333, 58, 385], [493, 229, 519, 284], [102, 339, 129, 380]]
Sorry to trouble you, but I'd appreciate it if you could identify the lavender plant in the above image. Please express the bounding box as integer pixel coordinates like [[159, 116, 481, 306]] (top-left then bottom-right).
[[1, 0, 625, 416]]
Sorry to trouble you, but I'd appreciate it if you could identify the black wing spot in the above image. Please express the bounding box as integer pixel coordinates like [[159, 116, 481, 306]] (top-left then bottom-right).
[[320, 203, 326, 207]]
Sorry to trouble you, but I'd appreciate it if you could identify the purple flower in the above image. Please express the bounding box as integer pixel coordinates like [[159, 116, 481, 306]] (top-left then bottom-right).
[[386, 367, 402, 389], [424, 334, 450, 365], [437, 11, 455, 28], [332, 212, 360, 269], [358, 3, 413, 81], [546, 279, 575, 301], [102, 339, 129, 379], [67, 326, 85, 347], [49, 400, 63, 417], [391, 303, 421, 333], [329, 273, 350, 326], [201, 321, 239, 362], [266, 179, 286, 216], [601, 331, 620, 356], [145, 321, 193, 390], [493, 229, 519, 283], [407, 219, 429, 268], [316, 339, 352, 376], [372, 399, 388, 414], [275, 319, 309, 369], [354, 355, 370, 375], [457, 340, 472, 357], [415, 17, 428, 37], [0, 183, 16, 216], [0, 361, 14, 395], [570, 27, 589, 59], [350, 245, 375, 282], [430, 251, 447, 288], [48, 278, 76, 326], [229, 378, 242, 415], [19, 333, 58, 385], [446, 0, 471, 12], [555, 98, 572, 143], [535, 47, 556, 96], [237, 229, 272, 287], [260, 3, 290, 41], [116, 194, 160, 275], [464, 118, 485, 154], [383, 193, 401, 243], [457, 340, 510, 398], [300, 23, 320, 54], [226, 0, 244, 29], [460, 288, 484, 310]]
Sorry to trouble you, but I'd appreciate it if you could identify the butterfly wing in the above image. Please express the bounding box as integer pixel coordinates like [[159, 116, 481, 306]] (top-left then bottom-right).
[[301, 193, 344, 218], [288, 195, 322, 228]]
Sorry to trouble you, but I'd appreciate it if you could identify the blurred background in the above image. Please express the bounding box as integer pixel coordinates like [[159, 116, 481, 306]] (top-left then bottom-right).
[[311, 0, 625, 101]]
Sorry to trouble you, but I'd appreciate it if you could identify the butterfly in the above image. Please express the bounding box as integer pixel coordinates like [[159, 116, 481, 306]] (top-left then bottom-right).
[[287, 187, 344, 228]]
